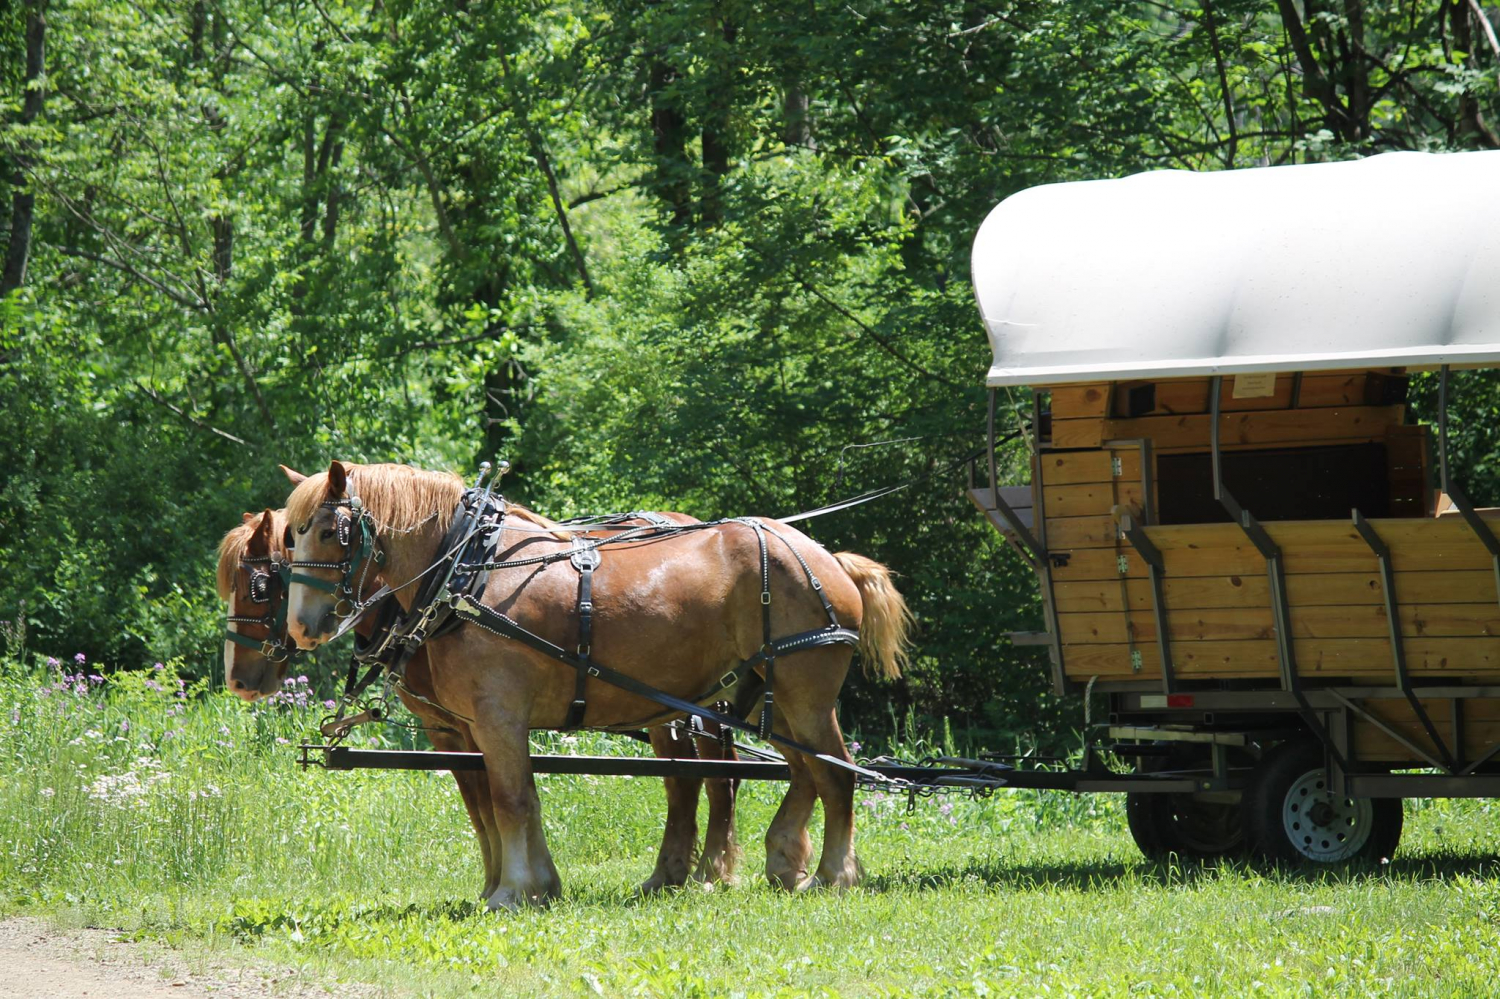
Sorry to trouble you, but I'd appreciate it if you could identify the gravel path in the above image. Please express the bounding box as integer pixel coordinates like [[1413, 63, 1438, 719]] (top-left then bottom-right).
[[0, 918, 365, 999]]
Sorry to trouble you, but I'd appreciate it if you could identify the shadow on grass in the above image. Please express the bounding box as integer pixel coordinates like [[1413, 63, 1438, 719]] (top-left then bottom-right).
[[860, 849, 1500, 894]]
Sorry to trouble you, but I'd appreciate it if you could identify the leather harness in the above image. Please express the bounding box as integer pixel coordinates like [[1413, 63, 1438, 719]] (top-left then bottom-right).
[[284, 487, 880, 781]]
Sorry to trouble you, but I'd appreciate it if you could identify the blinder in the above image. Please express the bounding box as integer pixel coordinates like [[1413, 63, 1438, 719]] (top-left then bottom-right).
[[288, 494, 386, 619], [225, 554, 296, 663]]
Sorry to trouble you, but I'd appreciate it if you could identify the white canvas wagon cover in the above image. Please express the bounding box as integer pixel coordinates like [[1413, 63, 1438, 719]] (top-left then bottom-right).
[[972, 151, 1500, 387]]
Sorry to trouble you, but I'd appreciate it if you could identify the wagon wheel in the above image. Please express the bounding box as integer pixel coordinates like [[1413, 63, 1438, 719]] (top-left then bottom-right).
[[1243, 739, 1403, 865], [1126, 791, 1244, 859]]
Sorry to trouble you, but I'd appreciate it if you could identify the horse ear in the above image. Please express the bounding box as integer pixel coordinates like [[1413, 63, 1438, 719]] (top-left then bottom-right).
[[279, 464, 307, 485], [242, 512, 257, 524], [324, 459, 347, 500], [248, 510, 274, 557]]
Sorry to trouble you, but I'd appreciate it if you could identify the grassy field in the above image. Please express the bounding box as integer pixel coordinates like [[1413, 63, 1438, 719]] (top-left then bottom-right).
[[4, 655, 1500, 997]]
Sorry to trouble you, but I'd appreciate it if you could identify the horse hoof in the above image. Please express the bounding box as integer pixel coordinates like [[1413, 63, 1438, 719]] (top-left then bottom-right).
[[488, 886, 553, 912], [765, 869, 808, 891], [486, 888, 523, 913]]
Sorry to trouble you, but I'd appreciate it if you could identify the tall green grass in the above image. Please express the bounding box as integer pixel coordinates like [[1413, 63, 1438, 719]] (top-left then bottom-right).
[[5, 653, 1500, 997]]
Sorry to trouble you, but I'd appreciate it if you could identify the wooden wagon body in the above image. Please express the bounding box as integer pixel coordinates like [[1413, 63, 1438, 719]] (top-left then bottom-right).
[[973, 367, 1500, 769]]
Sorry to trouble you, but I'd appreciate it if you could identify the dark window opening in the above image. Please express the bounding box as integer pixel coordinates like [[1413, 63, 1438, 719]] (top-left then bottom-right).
[[1157, 444, 1390, 525]]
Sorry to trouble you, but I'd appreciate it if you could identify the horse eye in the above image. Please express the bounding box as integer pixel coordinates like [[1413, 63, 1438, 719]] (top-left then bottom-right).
[[297, 523, 310, 535], [319, 528, 336, 542]]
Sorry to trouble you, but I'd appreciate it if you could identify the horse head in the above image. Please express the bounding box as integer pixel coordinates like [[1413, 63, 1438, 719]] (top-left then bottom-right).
[[219, 506, 292, 701]]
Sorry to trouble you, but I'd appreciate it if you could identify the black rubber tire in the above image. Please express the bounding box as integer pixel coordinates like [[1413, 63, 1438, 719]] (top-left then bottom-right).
[[1244, 740, 1403, 864], [1126, 790, 1245, 860]]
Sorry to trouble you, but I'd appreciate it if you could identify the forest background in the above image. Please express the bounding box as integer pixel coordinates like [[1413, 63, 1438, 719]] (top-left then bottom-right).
[[3, 0, 1499, 748]]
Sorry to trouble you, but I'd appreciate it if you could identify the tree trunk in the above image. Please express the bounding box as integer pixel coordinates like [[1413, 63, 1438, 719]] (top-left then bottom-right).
[[1, 3, 46, 297], [782, 83, 812, 149], [1449, 0, 1500, 146], [699, 18, 737, 228], [650, 60, 692, 236]]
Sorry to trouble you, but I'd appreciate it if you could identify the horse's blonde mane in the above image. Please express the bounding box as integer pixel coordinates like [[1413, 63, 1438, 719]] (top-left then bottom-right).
[[506, 502, 572, 539], [215, 510, 288, 601], [284, 463, 464, 537], [284, 462, 574, 542]]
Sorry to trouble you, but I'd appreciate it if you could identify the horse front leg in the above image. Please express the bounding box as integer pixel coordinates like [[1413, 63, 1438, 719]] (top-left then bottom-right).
[[642, 725, 702, 893], [472, 705, 561, 911]]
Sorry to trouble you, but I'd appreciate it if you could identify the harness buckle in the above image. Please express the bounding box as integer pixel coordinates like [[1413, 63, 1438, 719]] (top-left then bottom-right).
[[577, 644, 591, 658], [718, 670, 738, 690], [760, 591, 771, 605], [586, 665, 600, 678]]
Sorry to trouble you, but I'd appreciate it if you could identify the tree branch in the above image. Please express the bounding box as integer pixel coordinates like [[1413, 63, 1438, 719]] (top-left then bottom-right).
[[54, 246, 206, 309], [498, 50, 594, 298], [134, 380, 254, 447], [795, 276, 962, 389]]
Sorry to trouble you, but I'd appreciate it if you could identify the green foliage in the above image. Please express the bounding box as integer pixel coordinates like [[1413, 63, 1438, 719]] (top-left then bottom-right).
[[2, 1, 1499, 741]]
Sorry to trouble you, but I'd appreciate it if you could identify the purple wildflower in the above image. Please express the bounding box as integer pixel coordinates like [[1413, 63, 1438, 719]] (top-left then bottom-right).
[[152, 662, 164, 671], [119, 720, 129, 734], [144, 680, 160, 692], [88, 675, 104, 685], [296, 675, 309, 686], [323, 699, 336, 709], [74, 653, 86, 665], [46, 657, 59, 669], [849, 741, 862, 754]]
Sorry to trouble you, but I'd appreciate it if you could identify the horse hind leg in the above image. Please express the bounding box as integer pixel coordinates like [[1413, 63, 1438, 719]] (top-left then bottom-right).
[[776, 652, 863, 890], [641, 725, 702, 893], [691, 716, 741, 887], [764, 708, 818, 891]]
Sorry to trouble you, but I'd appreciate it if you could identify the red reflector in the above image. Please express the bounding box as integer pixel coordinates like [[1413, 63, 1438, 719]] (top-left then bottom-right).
[[1166, 694, 1195, 708]]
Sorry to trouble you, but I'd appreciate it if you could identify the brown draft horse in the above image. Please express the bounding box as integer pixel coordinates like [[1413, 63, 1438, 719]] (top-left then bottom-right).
[[217, 496, 744, 895], [281, 461, 911, 910]]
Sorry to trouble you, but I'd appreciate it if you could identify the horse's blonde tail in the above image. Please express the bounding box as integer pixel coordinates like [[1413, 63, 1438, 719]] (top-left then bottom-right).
[[832, 551, 913, 681]]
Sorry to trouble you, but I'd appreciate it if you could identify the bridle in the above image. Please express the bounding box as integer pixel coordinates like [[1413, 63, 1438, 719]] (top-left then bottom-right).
[[288, 494, 386, 619], [224, 553, 298, 664]]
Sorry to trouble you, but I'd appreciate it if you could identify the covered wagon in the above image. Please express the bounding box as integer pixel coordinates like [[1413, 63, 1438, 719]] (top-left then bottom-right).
[[971, 150, 1500, 862]]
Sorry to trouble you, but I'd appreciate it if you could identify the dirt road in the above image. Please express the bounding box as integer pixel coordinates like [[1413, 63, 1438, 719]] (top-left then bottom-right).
[[0, 918, 362, 999]]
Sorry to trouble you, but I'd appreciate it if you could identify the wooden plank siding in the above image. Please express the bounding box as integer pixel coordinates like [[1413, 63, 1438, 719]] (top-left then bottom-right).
[[1018, 371, 1493, 687], [1037, 449, 1143, 486], [1059, 604, 1500, 644], [1054, 570, 1500, 613], [1049, 516, 1500, 582], [1043, 370, 1404, 422], [1061, 637, 1500, 681], [1352, 698, 1500, 763], [1051, 404, 1407, 452]]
